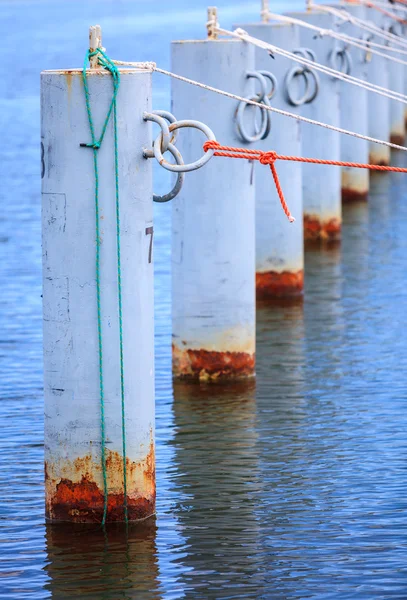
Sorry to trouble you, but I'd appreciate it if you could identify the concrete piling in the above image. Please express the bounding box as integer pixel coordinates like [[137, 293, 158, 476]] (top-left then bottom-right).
[[285, 9, 342, 241], [171, 31, 256, 381], [333, 4, 370, 202], [41, 58, 155, 522], [234, 20, 304, 299]]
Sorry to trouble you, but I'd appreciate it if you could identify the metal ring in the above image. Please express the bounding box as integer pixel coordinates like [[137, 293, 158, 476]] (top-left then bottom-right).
[[236, 93, 270, 143], [235, 70, 275, 143], [153, 143, 184, 203], [150, 110, 179, 146], [285, 66, 319, 106], [293, 47, 317, 62], [153, 120, 216, 173], [285, 48, 320, 107], [143, 112, 171, 155], [329, 47, 352, 75], [245, 70, 268, 102], [257, 70, 278, 100]]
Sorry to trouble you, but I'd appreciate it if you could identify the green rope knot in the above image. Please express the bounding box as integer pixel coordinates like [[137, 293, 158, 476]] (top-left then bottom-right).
[[81, 47, 128, 526]]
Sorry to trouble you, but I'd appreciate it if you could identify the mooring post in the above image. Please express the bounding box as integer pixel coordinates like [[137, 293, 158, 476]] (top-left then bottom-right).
[[285, 9, 342, 241], [41, 30, 155, 522], [362, 10, 391, 165], [366, 5, 405, 145], [332, 3, 370, 201], [234, 19, 305, 296], [171, 9, 256, 381]]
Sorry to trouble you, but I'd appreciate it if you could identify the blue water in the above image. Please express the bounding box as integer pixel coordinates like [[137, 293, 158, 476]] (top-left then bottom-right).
[[1, 1, 407, 598]]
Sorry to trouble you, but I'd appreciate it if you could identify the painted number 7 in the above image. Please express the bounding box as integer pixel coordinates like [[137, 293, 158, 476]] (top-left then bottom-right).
[[145, 226, 154, 264]]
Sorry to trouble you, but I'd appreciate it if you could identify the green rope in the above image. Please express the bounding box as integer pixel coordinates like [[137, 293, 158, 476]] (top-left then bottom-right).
[[82, 47, 128, 525]]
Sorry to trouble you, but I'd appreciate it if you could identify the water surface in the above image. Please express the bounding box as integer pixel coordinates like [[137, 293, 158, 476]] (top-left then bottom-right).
[[1, 1, 406, 598]]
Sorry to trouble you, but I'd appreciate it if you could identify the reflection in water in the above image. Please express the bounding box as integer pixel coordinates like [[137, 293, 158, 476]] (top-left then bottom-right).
[[45, 520, 160, 600], [170, 381, 265, 597]]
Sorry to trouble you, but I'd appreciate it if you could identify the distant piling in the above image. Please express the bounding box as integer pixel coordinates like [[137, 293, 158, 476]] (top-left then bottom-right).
[[286, 9, 342, 241], [235, 19, 304, 297], [171, 8, 256, 381]]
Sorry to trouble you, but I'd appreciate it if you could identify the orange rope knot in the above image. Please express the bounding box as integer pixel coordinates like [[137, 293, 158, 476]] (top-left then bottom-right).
[[203, 140, 295, 223], [203, 140, 407, 224]]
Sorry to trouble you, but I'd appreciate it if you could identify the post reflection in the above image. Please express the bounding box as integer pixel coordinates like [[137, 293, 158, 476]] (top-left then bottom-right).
[[44, 519, 160, 600], [170, 379, 265, 597]]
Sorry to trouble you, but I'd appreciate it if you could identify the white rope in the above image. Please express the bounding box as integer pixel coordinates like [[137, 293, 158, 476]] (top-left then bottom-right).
[[310, 3, 407, 49], [110, 59, 407, 152], [264, 10, 407, 65], [216, 26, 407, 104]]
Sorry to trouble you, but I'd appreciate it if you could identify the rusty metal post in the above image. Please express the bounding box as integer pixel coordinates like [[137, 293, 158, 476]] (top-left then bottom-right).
[[285, 9, 342, 241], [234, 20, 305, 296], [171, 38, 256, 381], [41, 54, 155, 522]]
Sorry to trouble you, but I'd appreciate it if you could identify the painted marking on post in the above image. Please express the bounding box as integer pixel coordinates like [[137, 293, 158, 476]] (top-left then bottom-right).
[[145, 226, 154, 263]]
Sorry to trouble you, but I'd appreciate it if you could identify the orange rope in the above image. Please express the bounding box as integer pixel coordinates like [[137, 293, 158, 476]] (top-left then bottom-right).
[[203, 140, 407, 223]]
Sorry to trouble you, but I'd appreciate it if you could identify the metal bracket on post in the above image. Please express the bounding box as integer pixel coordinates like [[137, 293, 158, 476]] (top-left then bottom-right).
[[207, 7, 219, 39], [261, 0, 270, 23], [89, 24, 102, 69]]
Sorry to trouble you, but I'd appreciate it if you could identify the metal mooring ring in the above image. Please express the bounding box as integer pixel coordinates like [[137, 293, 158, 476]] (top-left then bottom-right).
[[285, 49, 320, 107], [235, 70, 276, 143], [329, 47, 352, 75], [153, 120, 216, 173], [143, 111, 179, 155], [152, 143, 185, 203]]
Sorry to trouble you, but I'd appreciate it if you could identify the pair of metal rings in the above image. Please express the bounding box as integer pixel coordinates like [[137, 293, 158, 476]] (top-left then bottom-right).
[[329, 46, 353, 75], [285, 48, 319, 107], [143, 111, 216, 203], [236, 70, 277, 143]]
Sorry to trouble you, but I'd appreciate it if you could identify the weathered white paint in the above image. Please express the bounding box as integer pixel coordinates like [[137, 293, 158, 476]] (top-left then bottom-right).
[[285, 10, 342, 240], [171, 40, 256, 380], [41, 68, 155, 522], [235, 21, 304, 295]]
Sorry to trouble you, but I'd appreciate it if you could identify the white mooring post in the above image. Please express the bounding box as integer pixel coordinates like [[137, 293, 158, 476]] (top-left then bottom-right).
[[234, 20, 304, 297], [285, 10, 342, 241], [366, 6, 405, 145], [331, 4, 370, 201], [171, 8, 256, 381], [363, 9, 391, 165], [41, 29, 155, 523]]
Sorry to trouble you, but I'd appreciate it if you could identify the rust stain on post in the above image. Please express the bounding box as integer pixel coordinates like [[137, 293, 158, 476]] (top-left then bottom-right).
[[341, 188, 368, 203], [256, 270, 304, 299], [172, 344, 255, 381], [45, 441, 155, 523], [390, 134, 405, 146], [304, 215, 341, 242]]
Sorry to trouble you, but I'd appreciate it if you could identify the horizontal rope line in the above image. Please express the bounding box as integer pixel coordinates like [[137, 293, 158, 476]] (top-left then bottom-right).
[[217, 27, 407, 104], [110, 59, 407, 152]]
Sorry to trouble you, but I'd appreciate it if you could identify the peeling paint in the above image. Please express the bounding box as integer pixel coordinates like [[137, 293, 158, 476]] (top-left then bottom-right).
[[45, 442, 155, 523], [304, 215, 341, 242], [256, 270, 304, 299], [172, 344, 255, 381]]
